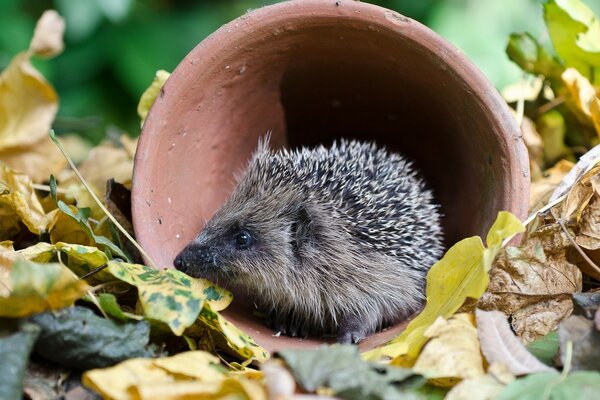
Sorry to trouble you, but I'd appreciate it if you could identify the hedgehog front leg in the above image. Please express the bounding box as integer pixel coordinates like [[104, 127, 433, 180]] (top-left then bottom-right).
[[337, 313, 375, 344], [265, 308, 308, 338]]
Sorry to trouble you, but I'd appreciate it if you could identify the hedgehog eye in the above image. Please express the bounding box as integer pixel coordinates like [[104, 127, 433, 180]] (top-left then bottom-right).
[[234, 229, 253, 249]]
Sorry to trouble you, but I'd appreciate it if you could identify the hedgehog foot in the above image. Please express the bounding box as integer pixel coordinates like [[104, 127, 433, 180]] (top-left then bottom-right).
[[337, 314, 371, 344], [265, 309, 308, 338]]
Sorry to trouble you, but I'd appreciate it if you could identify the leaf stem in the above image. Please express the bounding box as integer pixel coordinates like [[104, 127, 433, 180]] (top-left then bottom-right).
[[31, 183, 68, 194], [49, 130, 159, 269]]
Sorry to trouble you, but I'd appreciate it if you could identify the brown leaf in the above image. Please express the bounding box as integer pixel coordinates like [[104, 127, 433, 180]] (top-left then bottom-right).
[[476, 309, 554, 375], [479, 224, 582, 344]]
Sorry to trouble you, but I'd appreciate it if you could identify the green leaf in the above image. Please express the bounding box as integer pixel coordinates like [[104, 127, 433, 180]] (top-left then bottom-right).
[[544, 0, 600, 81], [0, 258, 89, 317], [498, 371, 600, 400], [30, 305, 156, 370], [98, 293, 143, 322], [55, 200, 130, 262], [0, 320, 41, 400], [49, 174, 58, 205], [506, 32, 564, 81], [278, 345, 424, 400], [526, 330, 559, 366]]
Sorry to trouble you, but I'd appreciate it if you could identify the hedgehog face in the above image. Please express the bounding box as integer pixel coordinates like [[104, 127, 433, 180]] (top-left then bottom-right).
[[173, 199, 298, 290]]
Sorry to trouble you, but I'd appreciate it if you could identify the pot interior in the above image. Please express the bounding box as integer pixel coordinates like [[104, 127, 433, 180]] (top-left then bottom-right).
[[133, 1, 527, 352]]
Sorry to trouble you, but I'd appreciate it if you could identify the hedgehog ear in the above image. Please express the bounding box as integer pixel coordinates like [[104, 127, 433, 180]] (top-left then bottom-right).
[[291, 205, 315, 253]]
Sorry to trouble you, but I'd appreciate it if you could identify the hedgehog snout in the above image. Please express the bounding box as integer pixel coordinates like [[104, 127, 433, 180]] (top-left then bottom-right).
[[173, 244, 218, 276]]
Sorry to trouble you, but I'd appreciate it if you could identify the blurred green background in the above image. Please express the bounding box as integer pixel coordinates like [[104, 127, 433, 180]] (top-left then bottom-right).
[[1, 0, 599, 144]]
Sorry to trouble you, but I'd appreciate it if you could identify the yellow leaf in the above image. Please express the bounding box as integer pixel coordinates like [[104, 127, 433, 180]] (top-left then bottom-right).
[[29, 10, 65, 58], [18, 241, 56, 263], [197, 303, 270, 363], [55, 242, 113, 279], [562, 68, 600, 136], [363, 211, 524, 366], [0, 164, 46, 237], [82, 351, 266, 400], [413, 313, 484, 387], [138, 70, 170, 126], [47, 208, 95, 246], [0, 10, 67, 181], [0, 258, 89, 317]]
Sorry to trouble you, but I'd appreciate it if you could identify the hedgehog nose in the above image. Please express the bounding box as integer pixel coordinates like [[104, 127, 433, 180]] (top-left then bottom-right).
[[174, 253, 188, 270]]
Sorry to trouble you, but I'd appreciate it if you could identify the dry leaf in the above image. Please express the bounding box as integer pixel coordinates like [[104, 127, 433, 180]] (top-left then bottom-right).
[[549, 144, 600, 203], [413, 313, 485, 387], [562, 68, 600, 136], [59, 137, 136, 197], [475, 309, 554, 375], [29, 10, 65, 58], [82, 351, 267, 400], [530, 160, 574, 211], [559, 165, 600, 223], [0, 11, 67, 182], [479, 224, 582, 344], [0, 164, 46, 238]]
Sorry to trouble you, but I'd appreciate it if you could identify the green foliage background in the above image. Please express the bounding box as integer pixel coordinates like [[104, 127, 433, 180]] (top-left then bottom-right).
[[1, 0, 599, 143]]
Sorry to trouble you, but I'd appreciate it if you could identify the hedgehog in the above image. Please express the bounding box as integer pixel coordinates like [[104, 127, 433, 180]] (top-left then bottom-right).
[[174, 138, 444, 343]]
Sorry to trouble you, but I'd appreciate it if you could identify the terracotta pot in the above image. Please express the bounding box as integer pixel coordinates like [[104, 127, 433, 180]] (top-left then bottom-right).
[[132, 0, 530, 352]]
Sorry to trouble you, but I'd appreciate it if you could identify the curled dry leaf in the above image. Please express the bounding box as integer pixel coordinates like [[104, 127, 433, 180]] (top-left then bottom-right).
[[0, 164, 46, 238], [475, 309, 554, 375], [29, 10, 65, 58], [413, 313, 485, 387], [530, 159, 574, 211], [57, 136, 137, 219], [562, 68, 600, 135], [479, 224, 582, 344]]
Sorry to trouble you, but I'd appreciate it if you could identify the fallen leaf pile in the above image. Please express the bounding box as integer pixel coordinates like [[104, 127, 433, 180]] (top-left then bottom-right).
[[4, 1, 600, 399]]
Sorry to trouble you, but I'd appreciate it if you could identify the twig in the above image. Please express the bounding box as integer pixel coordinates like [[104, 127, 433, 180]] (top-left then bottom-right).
[[536, 96, 565, 116], [557, 219, 600, 276], [80, 263, 110, 280], [523, 193, 567, 227], [49, 130, 159, 269]]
